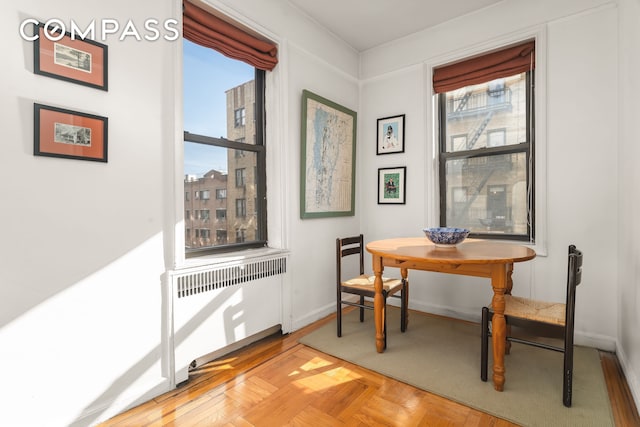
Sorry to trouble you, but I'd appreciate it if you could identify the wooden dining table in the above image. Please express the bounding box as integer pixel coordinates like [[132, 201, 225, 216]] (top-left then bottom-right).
[[366, 237, 536, 391]]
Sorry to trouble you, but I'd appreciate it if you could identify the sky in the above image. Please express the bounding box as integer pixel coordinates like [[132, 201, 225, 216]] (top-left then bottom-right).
[[183, 39, 254, 177]]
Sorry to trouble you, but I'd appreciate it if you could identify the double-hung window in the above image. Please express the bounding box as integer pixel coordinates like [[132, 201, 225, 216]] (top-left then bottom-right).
[[234, 108, 246, 127], [182, 1, 277, 256], [435, 41, 535, 241]]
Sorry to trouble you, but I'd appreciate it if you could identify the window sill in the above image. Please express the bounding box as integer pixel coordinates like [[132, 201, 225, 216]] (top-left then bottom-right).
[[177, 246, 290, 271]]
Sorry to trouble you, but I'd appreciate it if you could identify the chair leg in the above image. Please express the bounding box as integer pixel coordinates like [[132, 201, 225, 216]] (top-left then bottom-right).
[[563, 344, 574, 407], [481, 306, 489, 382], [359, 295, 365, 322], [400, 279, 408, 332], [337, 296, 342, 338], [383, 300, 388, 349]]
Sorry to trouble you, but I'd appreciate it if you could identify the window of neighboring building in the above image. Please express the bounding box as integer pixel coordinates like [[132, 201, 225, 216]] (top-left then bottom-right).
[[216, 188, 226, 200], [235, 168, 246, 187], [451, 187, 468, 219], [234, 108, 246, 127], [216, 229, 227, 243], [236, 198, 246, 218], [450, 134, 468, 151], [487, 128, 506, 147], [435, 41, 535, 241], [198, 229, 210, 239]]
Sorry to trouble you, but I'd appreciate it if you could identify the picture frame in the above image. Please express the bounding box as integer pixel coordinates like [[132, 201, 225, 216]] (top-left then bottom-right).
[[378, 167, 406, 204], [34, 103, 108, 163], [300, 90, 357, 218], [377, 114, 405, 155], [33, 22, 108, 91]]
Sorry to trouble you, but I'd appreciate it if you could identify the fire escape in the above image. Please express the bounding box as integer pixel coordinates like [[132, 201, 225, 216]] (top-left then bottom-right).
[[448, 86, 512, 225]]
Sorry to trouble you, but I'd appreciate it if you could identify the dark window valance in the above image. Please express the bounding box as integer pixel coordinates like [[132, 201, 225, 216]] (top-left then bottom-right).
[[183, 0, 278, 71], [433, 40, 534, 94]]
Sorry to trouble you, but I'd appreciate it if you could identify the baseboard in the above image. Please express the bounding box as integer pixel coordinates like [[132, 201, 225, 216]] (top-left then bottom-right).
[[192, 324, 283, 369], [82, 327, 282, 426], [408, 300, 480, 323], [75, 378, 171, 427], [292, 298, 473, 333], [616, 344, 640, 411], [294, 299, 618, 352], [292, 302, 335, 331], [292, 295, 367, 331], [575, 329, 616, 352]]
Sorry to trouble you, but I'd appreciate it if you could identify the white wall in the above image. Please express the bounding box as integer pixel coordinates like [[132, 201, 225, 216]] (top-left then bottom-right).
[[1, 1, 175, 425], [617, 0, 640, 407], [0, 0, 359, 425]]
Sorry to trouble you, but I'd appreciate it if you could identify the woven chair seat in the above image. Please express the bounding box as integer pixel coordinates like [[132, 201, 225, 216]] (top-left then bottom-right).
[[336, 234, 408, 349], [496, 295, 566, 326], [343, 274, 403, 293], [481, 245, 582, 407]]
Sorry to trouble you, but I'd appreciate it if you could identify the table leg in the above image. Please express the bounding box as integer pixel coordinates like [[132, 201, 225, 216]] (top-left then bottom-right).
[[490, 263, 508, 391], [372, 254, 385, 353]]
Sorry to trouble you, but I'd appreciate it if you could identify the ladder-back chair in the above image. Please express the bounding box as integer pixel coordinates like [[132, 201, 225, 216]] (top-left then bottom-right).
[[481, 244, 583, 407], [336, 234, 408, 349]]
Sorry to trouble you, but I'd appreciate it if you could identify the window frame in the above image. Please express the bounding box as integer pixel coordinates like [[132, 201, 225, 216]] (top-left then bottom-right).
[[184, 68, 267, 257], [437, 70, 535, 242]]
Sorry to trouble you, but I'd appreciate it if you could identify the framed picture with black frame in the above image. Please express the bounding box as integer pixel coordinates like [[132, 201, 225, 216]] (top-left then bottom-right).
[[33, 22, 108, 91], [378, 166, 406, 204], [377, 114, 405, 155], [34, 103, 108, 163]]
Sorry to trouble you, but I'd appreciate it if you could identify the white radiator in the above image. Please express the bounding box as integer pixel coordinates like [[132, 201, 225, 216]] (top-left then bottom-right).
[[169, 254, 287, 384]]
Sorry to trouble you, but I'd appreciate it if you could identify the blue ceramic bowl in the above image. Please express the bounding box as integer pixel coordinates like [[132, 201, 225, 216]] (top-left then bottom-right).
[[423, 227, 470, 246]]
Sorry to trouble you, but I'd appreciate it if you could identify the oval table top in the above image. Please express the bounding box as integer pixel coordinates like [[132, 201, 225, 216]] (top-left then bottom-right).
[[366, 237, 536, 265]]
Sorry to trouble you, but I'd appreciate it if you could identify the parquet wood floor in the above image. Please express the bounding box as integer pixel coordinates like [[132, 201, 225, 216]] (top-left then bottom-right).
[[101, 311, 639, 426]]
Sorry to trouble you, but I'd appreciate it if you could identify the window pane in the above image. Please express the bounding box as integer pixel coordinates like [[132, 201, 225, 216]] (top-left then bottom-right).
[[183, 40, 253, 137], [439, 67, 533, 241], [444, 73, 527, 153], [444, 153, 529, 236], [183, 143, 259, 249], [183, 39, 264, 253]]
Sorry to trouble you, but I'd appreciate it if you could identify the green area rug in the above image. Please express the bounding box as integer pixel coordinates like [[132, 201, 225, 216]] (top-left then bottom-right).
[[299, 307, 614, 426]]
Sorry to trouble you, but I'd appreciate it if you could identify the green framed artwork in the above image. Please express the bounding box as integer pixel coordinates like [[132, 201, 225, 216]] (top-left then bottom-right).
[[300, 89, 357, 218], [378, 166, 406, 204]]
